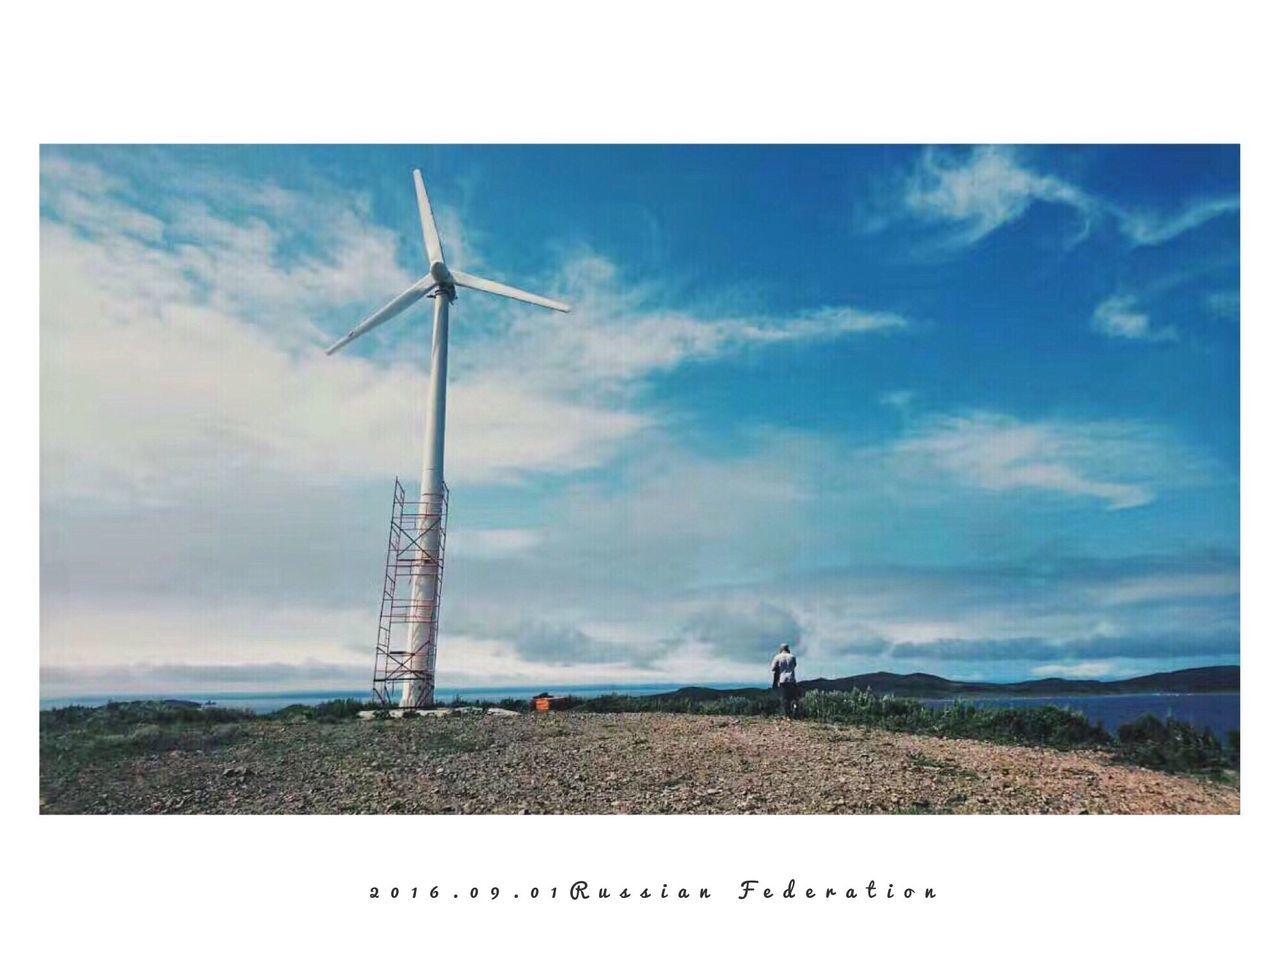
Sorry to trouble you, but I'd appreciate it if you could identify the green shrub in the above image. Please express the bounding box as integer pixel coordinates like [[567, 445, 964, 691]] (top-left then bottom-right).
[[571, 691, 780, 716], [271, 704, 315, 722], [263, 698, 373, 722], [800, 689, 1111, 749], [1115, 714, 1229, 773], [40, 719, 249, 777], [693, 695, 778, 717], [311, 698, 371, 720], [40, 700, 256, 734]]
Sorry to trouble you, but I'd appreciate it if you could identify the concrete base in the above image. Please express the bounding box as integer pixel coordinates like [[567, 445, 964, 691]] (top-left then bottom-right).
[[357, 706, 519, 720]]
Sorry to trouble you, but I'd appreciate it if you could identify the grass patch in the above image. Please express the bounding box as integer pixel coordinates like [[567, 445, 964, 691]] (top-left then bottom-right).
[[572, 687, 1110, 749], [39, 697, 372, 787], [570, 687, 1238, 775], [409, 727, 485, 755], [41, 700, 257, 735], [801, 689, 1112, 750], [40, 720, 251, 791], [906, 751, 970, 777], [571, 692, 779, 718], [41, 692, 1239, 780], [267, 698, 377, 722]]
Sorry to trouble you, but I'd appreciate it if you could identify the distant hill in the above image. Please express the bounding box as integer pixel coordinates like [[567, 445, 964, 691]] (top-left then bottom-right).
[[657, 665, 1239, 701]]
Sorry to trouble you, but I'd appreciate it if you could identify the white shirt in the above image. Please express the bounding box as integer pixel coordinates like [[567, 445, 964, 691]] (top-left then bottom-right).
[[771, 652, 797, 685]]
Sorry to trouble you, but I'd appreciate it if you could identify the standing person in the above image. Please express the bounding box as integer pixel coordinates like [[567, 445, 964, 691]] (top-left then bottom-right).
[[771, 643, 799, 719]]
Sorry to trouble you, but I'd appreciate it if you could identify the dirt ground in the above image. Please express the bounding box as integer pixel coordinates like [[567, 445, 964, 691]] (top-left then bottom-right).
[[40, 712, 1240, 814]]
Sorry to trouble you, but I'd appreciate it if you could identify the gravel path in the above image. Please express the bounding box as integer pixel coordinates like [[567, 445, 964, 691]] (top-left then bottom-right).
[[40, 712, 1240, 814]]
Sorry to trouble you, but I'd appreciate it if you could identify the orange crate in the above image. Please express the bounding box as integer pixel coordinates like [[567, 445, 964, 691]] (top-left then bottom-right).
[[532, 695, 570, 712]]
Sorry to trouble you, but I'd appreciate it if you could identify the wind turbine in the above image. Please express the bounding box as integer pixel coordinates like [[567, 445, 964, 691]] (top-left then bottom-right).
[[325, 170, 570, 708]]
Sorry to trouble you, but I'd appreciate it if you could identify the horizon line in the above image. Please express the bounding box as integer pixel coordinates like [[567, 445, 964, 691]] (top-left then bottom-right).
[[39, 663, 1241, 704]]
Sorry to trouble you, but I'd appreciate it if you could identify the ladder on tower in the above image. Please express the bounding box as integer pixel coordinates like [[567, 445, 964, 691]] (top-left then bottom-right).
[[371, 477, 449, 706]]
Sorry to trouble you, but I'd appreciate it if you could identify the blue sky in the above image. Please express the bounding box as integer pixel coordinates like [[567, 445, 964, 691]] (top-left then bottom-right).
[[39, 144, 1239, 695]]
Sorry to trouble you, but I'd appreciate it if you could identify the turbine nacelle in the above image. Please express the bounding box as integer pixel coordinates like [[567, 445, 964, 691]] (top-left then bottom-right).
[[324, 169, 569, 356], [430, 260, 452, 286]]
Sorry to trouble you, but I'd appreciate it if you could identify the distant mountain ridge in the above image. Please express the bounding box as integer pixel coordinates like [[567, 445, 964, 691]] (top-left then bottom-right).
[[657, 665, 1239, 701]]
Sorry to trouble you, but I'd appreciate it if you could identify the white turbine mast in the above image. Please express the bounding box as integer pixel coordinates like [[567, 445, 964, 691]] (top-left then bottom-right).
[[326, 169, 570, 708]]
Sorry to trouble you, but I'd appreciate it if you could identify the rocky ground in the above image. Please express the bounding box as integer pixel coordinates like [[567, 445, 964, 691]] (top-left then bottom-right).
[[40, 712, 1240, 814]]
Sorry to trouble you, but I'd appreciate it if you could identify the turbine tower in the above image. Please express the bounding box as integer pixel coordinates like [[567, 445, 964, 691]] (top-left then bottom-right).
[[326, 170, 570, 708]]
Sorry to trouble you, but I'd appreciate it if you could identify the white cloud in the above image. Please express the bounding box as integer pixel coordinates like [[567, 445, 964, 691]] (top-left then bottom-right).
[[1205, 290, 1240, 321], [450, 528, 542, 559], [40, 157, 907, 506], [880, 389, 915, 411], [1083, 571, 1239, 607], [1029, 661, 1115, 679], [1118, 197, 1240, 246], [891, 411, 1203, 509], [40, 264, 648, 502], [44, 401, 1221, 690], [1091, 294, 1178, 342], [40, 660, 371, 698], [900, 146, 1237, 250], [40, 152, 1235, 697], [40, 598, 372, 681], [40, 154, 168, 242], [904, 146, 1094, 245], [681, 601, 804, 663], [506, 621, 675, 668], [492, 252, 909, 392], [40, 407, 1235, 693], [41, 153, 923, 693]]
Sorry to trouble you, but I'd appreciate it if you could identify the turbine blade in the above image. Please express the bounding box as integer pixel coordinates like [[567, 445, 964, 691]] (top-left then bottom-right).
[[413, 169, 446, 270], [451, 269, 571, 312], [324, 275, 435, 355]]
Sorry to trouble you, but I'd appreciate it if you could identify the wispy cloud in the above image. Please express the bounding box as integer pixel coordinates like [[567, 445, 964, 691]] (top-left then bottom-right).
[[1118, 196, 1240, 246], [1091, 294, 1178, 342], [1029, 661, 1114, 679], [1205, 290, 1240, 321], [1082, 570, 1238, 607], [903, 146, 1095, 246], [39, 147, 1237, 695], [40, 157, 911, 504], [889, 631, 1239, 662], [498, 251, 910, 391], [879, 389, 916, 412], [892, 411, 1205, 509], [899, 146, 1237, 250]]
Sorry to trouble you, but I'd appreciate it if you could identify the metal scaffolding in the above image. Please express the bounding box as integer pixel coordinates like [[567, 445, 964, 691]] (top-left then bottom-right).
[[371, 477, 449, 706]]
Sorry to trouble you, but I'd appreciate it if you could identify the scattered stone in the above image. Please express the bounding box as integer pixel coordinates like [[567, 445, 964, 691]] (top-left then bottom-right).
[[43, 712, 1239, 815]]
